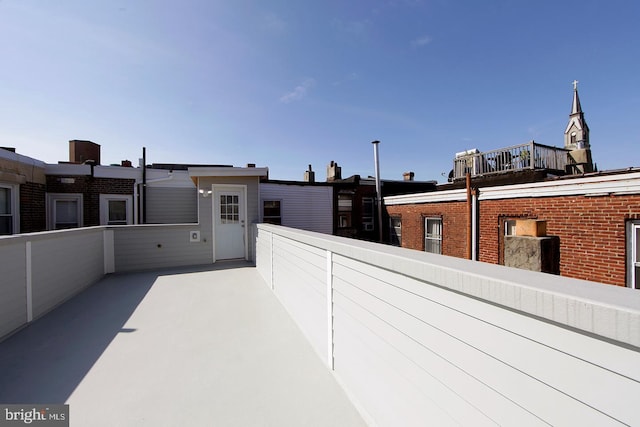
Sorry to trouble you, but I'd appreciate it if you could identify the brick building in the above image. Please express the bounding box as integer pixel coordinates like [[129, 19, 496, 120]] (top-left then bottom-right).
[[0, 148, 47, 234], [384, 84, 640, 288], [386, 170, 640, 288], [321, 161, 437, 242]]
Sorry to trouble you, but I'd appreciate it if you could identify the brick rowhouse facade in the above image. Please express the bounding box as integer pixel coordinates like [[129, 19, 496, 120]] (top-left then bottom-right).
[[478, 194, 640, 286], [387, 201, 468, 259], [385, 173, 640, 288], [20, 182, 46, 232], [46, 176, 135, 227]]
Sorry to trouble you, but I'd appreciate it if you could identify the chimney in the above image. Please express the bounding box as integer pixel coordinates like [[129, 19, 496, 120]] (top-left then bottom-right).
[[246, 163, 256, 168], [304, 164, 315, 183], [69, 140, 101, 165], [121, 160, 132, 168], [326, 160, 342, 182], [403, 171, 415, 181]]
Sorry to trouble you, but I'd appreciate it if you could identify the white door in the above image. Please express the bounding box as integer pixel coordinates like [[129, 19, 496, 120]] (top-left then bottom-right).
[[214, 189, 246, 260]]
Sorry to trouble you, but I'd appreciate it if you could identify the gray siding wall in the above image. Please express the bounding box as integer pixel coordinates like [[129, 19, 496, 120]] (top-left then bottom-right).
[[146, 187, 197, 224], [0, 239, 27, 339], [259, 183, 333, 234], [0, 228, 105, 341], [113, 224, 211, 272], [256, 224, 640, 426]]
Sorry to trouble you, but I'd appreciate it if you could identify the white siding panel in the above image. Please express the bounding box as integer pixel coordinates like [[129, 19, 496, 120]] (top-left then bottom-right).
[[113, 225, 211, 272], [260, 183, 333, 234], [30, 230, 104, 319], [270, 235, 328, 359], [256, 224, 640, 427], [146, 187, 197, 224], [0, 241, 27, 339], [333, 256, 637, 426], [255, 227, 272, 283]]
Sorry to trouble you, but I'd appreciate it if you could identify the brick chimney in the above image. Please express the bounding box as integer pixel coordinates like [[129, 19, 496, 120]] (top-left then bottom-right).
[[326, 161, 341, 182], [69, 140, 101, 165], [304, 165, 315, 183], [403, 171, 415, 181]]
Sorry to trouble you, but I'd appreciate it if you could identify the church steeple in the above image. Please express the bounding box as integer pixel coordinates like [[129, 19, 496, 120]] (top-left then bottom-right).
[[564, 80, 590, 150], [564, 80, 593, 173]]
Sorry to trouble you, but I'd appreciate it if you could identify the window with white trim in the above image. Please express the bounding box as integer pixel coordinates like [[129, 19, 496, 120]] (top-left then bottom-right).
[[0, 185, 16, 235], [100, 194, 133, 225], [338, 193, 353, 228], [362, 197, 374, 231], [262, 200, 282, 225], [47, 193, 83, 230], [504, 219, 517, 236], [389, 216, 401, 246], [628, 221, 640, 289], [424, 217, 442, 254]]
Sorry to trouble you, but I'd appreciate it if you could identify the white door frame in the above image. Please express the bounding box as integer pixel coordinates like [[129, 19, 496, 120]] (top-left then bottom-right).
[[211, 184, 248, 262]]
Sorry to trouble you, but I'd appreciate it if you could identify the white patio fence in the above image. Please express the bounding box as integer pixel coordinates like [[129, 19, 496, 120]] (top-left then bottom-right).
[[256, 223, 640, 426]]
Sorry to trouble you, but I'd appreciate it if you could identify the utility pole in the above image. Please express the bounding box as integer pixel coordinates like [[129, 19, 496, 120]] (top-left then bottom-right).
[[372, 140, 383, 242]]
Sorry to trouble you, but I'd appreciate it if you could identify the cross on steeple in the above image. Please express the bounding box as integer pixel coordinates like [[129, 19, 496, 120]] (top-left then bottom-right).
[[572, 80, 579, 90]]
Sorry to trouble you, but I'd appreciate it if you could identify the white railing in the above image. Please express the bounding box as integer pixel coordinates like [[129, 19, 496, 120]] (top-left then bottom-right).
[[453, 142, 570, 180], [256, 223, 640, 426]]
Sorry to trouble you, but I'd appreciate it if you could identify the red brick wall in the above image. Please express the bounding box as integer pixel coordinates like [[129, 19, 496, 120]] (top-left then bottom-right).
[[20, 182, 46, 233], [480, 194, 640, 287], [46, 176, 135, 227], [387, 194, 640, 287], [387, 201, 468, 258]]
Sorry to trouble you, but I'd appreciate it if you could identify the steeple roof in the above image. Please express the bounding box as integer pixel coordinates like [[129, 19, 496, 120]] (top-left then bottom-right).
[[565, 80, 589, 134], [571, 80, 583, 115]]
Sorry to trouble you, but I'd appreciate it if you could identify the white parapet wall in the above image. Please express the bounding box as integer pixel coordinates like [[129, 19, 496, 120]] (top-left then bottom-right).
[[0, 227, 106, 340], [256, 223, 640, 426], [0, 224, 210, 341]]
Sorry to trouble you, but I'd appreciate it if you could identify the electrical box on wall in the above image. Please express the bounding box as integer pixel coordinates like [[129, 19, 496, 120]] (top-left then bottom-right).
[[190, 231, 200, 243]]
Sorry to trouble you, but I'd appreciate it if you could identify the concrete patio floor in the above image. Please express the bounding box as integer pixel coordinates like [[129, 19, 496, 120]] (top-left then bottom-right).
[[0, 262, 366, 426]]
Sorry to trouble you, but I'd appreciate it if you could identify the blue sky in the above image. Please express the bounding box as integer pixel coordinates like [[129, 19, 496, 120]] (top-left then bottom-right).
[[1, 1, 638, 182]]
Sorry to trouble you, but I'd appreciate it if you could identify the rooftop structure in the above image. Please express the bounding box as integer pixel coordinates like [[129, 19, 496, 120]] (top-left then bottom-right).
[[451, 82, 594, 181]]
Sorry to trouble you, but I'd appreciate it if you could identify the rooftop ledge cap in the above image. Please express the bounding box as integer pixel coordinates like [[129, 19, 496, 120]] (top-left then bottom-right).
[[257, 223, 640, 349], [188, 166, 269, 177], [385, 171, 640, 205]]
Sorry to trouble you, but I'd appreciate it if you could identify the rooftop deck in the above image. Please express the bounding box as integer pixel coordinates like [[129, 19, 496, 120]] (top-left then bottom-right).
[[2, 224, 640, 425], [0, 262, 365, 426]]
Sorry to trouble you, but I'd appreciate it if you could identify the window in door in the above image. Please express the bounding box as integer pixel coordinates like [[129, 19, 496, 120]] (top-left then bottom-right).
[[220, 194, 239, 224], [424, 217, 442, 254]]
